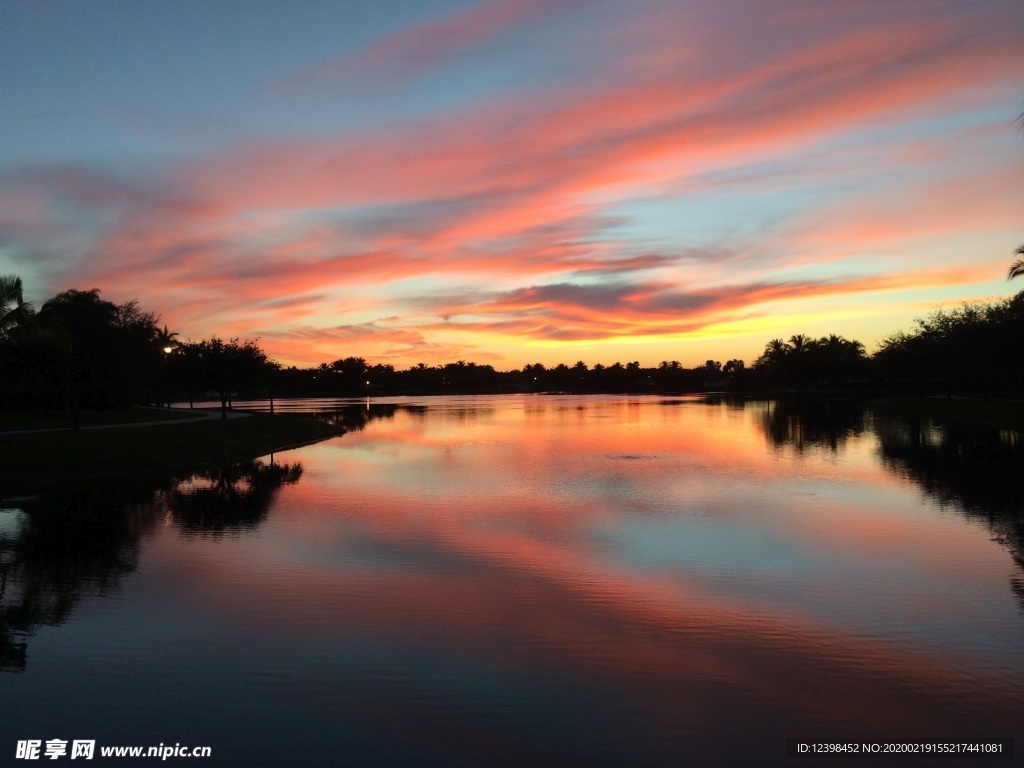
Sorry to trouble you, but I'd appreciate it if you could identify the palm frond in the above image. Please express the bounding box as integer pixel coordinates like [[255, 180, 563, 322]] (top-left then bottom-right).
[[1, 274, 33, 333]]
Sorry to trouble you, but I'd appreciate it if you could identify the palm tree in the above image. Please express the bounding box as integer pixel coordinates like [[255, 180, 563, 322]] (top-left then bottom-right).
[[1009, 245, 1024, 280], [764, 338, 787, 360], [787, 334, 812, 354], [0, 274, 33, 336], [155, 324, 179, 352]]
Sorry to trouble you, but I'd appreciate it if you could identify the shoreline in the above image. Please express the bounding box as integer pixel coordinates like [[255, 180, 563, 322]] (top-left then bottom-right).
[[0, 413, 344, 498], [4, 392, 1022, 498]]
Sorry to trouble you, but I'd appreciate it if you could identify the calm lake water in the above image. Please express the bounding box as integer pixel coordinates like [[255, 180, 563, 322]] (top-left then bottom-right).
[[2, 395, 1023, 766]]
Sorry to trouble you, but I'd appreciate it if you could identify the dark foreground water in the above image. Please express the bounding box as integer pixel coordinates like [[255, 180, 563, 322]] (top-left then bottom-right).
[[2, 395, 1023, 766]]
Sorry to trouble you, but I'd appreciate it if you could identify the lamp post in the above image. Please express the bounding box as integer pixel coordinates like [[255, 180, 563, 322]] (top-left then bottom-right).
[[163, 346, 174, 408]]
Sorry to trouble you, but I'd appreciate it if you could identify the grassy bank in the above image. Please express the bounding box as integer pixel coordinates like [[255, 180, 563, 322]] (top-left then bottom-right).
[[0, 407, 199, 432], [862, 396, 1024, 430], [0, 413, 343, 496]]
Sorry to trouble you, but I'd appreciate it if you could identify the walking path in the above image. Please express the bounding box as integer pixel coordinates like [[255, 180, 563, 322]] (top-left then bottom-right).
[[0, 407, 250, 436]]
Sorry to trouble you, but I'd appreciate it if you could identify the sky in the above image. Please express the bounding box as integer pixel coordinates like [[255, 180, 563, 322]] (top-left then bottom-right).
[[1, 0, 1022, 369]]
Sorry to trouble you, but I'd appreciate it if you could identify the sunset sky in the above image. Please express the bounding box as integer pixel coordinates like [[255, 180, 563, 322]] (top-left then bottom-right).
[[2, 0, 1022, 369]]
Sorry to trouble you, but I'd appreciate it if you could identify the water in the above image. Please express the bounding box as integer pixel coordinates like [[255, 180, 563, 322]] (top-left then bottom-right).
[[2, 395, 1022, 766]]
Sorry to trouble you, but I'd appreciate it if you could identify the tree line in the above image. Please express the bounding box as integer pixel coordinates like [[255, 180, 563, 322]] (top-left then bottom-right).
[[3, 276, 1023, 411], [0, 281, 272, 422], [268, 290, 1024, 397]]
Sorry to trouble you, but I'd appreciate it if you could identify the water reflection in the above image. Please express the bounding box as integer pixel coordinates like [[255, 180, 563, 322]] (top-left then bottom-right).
[[169, 459, 303, 535], [758, 397, 865, 453], [311, 401, 501, 434], [871, 414, 1024, 611], [3, 398, 1023, 764], [872, 417, 1024, 515], [314, 403, 404, 432], [753, 399, 1024, 613], [0, 457, 301, 671], [0, 486, 156, 672]]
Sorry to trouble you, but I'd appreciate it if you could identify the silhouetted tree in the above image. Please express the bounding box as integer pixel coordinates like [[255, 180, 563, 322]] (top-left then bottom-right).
[[179, 337, 273, 420], [808, 334, 865, 385], [0, 275, 33, 338], [874, 293, 1024, 395], [753, 338, 790, 387], [329, 356, 369, 394], [31, 289, 163, 419], [752, 333, 866, 389], [723, 359, 745, 377], [1009, 245, 1024, 280], [652, 360, 681, 390]]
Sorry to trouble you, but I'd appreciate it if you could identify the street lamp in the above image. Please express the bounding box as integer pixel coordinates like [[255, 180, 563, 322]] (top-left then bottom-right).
[[163, 346, 174, 407]]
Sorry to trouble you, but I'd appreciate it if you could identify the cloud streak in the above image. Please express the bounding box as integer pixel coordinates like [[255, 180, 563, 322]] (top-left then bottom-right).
[[276, 0, 582, 91], [421, 268, 981, 343]]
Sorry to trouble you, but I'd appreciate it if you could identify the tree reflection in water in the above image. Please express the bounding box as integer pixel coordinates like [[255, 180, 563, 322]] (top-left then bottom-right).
[[871, 415, 1024, 612], [0, 457, 302, 671], [0, 487, 156, 672], [308, 401, 495, 433], [752, 398, 1024, 612], [313, 403, 403, 433], [169, 459, 302, 535], [757, 397, 865, 453]]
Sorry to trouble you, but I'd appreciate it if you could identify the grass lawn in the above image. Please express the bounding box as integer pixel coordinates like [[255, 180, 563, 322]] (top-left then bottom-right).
[[0, 413, 343, 496], [0, 407, 199, 432], [862, 396, 1024, 431]]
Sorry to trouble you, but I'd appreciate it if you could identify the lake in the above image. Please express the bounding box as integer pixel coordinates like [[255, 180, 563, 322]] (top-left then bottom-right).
[[2, 395, 1022, 766]]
